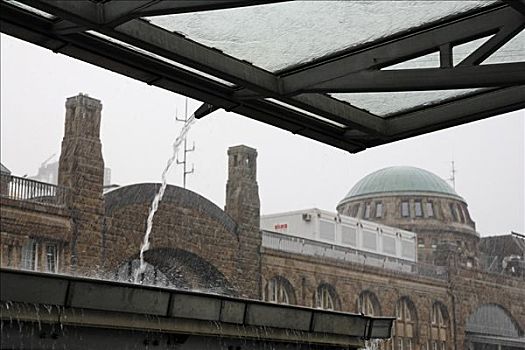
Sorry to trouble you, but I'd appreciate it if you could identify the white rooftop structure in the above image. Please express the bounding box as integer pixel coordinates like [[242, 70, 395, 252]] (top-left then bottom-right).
[[262, 208, 417, 261]]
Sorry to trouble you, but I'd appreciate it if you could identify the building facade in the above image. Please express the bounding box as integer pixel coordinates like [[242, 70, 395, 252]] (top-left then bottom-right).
[[1, 95, 524, 350]]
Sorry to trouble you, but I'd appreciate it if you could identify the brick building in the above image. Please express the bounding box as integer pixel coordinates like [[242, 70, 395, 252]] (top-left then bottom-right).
[[1, 94, 524, 350]]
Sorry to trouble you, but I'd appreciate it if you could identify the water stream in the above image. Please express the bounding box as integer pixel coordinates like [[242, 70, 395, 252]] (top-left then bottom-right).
[[134, 114, 196, 282]]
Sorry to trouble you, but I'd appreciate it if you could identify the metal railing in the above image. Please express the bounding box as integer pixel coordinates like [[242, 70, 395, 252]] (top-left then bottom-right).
[[0, 174, 67, 207], [262, 230, 448, 280]]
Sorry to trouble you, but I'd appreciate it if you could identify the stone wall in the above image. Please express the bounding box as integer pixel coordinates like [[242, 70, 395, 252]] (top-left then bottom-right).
[[451, 268, 525, 347], [0, 197, 71, 273], [261, 246, 525, 350], [102, 183, 260, 298]]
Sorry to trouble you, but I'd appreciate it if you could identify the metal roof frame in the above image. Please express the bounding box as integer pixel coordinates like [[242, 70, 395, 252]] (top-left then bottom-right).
[[1, 0, 524, 153]]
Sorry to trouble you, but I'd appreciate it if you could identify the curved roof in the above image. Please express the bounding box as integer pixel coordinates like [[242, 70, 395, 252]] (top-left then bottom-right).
[[104, 183, 238, 235], [340, 166, 462, 203], [1, 162, 11, 175]]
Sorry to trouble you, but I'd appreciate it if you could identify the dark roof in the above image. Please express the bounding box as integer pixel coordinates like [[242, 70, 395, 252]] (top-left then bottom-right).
[[480, 234, 525, 257], [0, 163, 11, 175], [104, 183, 238, 235], [340, 166, 462, 204]]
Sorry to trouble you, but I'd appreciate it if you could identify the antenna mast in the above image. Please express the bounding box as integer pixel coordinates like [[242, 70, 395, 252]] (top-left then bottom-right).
[[449, 161, 457, 190], [176, 98, 195, 188]]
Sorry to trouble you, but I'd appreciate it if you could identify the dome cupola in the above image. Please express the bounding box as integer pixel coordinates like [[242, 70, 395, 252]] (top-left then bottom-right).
[[337, 166, 479, 265], [339, 166, 462, 205]]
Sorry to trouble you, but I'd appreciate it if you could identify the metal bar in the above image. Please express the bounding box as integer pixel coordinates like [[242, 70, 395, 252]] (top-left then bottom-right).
[[503, 0, 525, 16], [229, 100, 367, 152], [289, 94, 386, 136], [458, 20, 525, 66], [280, 5, 522, 93], [439, 43, 453, 68], [111, 19, 279, 95], [52, 20, 90, 35], [103, 0, 287, 26], [386, 86, 525, 136], [193, 103, 219, 119], [299, 62, 525, 93], [16, 0, 101, 26]]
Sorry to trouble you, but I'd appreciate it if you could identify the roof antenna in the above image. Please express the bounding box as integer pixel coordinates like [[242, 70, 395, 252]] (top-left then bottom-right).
[[449, 160, 457, 190], [176, 98, 195, 188]]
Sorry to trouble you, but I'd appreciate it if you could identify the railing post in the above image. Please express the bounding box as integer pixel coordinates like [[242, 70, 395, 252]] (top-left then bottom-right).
[[0, 174, 68, 207]]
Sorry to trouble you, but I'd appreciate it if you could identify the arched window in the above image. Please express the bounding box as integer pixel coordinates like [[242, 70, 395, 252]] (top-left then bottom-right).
[[315, 283, 339, 310], [466, 304, 522, 338], [358, 291, 381, 316], [264, 276, 295, 304], [394, 297, 417, 350], [430, 302, 449, 350]]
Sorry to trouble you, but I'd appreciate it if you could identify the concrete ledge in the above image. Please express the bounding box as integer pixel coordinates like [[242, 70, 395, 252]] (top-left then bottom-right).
[[1, 270, 68, 305], [313, 312, 368, 336], [220, 300, 245, 324], [0, 269, 394, 346], [69, 281, 170, 315], [170, 294, 221, 320], [246, 303, 312, 331]]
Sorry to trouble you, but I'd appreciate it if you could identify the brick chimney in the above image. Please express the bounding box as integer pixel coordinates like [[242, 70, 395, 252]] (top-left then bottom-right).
[[225, 145, 261, 298], [225, 145, 260, 227], [58, 94, 105, 274]]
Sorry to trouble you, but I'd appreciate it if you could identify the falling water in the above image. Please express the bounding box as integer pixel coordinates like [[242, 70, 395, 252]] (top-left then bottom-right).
[[134, 114, 196, 282]]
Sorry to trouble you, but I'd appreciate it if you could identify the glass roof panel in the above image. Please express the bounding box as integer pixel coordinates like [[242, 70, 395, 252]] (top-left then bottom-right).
[[147, 1, 498, 72], [383, 51, 441, 70], [482, 29, 525, 65], [330, 89, 485, 117]]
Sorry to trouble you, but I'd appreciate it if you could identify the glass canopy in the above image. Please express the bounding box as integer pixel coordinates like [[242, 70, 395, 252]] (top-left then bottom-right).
[[330, 89, 486, 117], [148, 1, 498, 72], [0, 0, 523, 153]]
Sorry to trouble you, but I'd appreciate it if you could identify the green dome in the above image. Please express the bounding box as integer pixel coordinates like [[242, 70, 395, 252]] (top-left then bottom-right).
[[340, 166, 462, 203]]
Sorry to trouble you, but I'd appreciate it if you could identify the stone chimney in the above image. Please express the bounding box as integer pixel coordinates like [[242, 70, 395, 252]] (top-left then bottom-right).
[[58, 94, 105, 274], [225, 145, 260, 227], [225, 145, 261, 298]]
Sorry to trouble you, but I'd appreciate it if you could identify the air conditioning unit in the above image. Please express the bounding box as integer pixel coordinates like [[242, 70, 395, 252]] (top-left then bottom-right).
[[302, 213, 312, 222]]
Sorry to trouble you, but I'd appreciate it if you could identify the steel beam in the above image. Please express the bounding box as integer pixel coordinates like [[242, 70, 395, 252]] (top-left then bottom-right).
[[103, 0, 286, 26], [112, 19, 279, 95], [386, 86, 525, 137], [504, 0, 525, 16], [458, 18, 525, 66], [16, 0, 287, 27], [17, 0, 100, 26], [298, 63, 525, 93], [280, 5, 523, 93]]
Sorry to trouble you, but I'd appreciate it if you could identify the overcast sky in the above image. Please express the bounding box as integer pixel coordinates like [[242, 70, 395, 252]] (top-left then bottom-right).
[[1, 33, 524, 236]]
